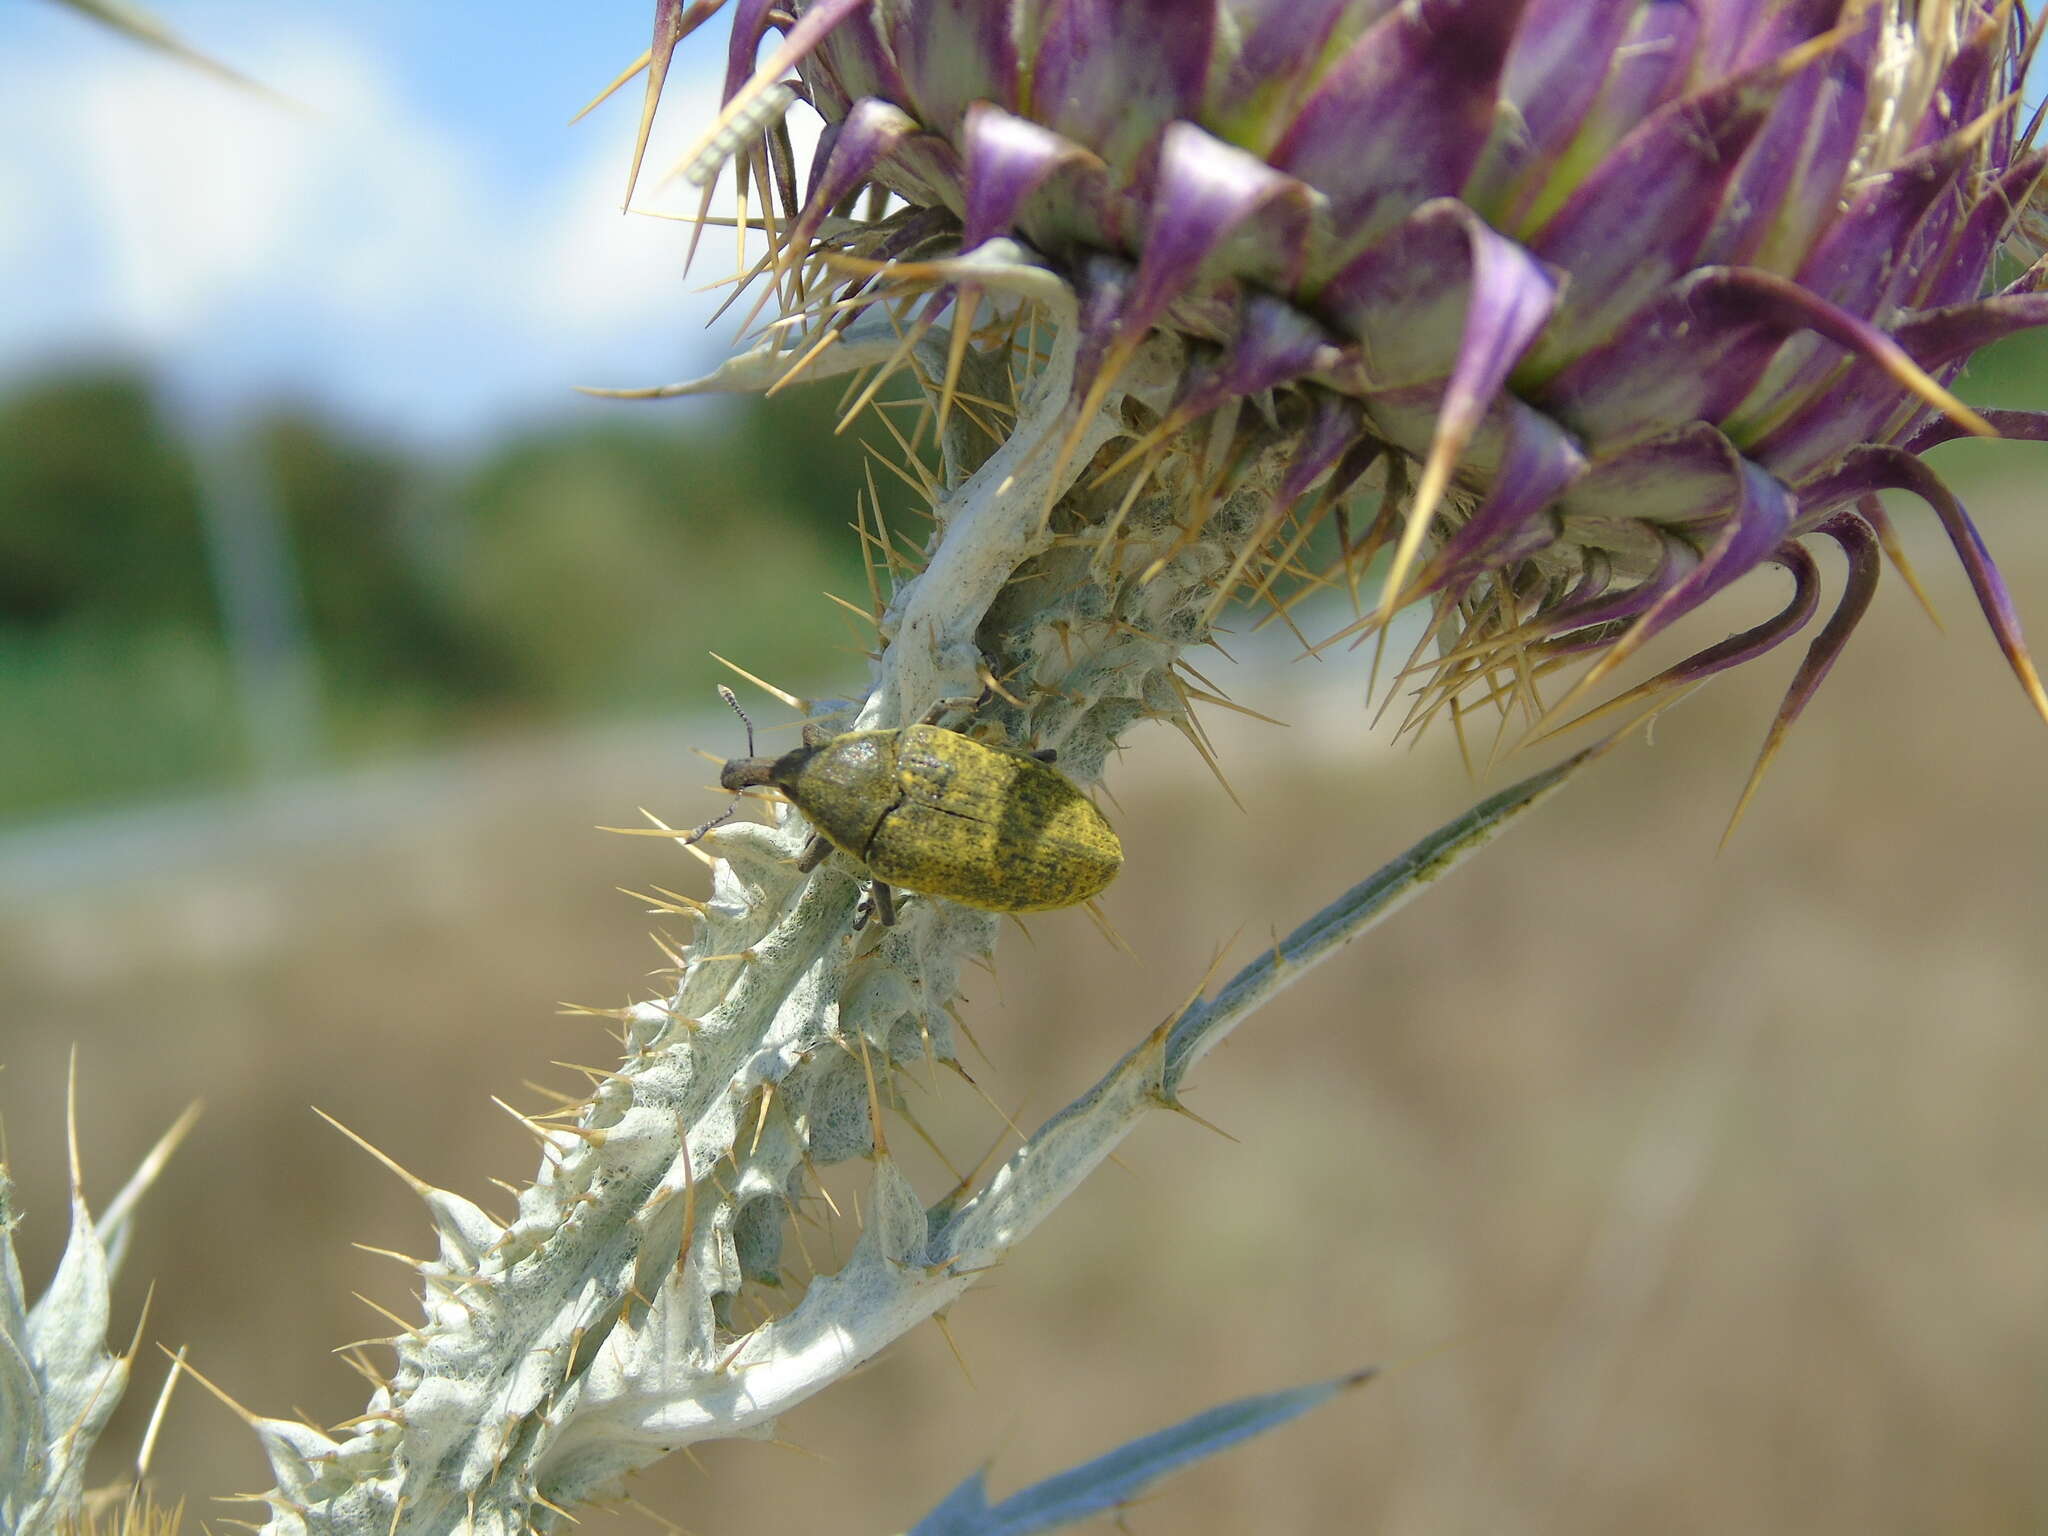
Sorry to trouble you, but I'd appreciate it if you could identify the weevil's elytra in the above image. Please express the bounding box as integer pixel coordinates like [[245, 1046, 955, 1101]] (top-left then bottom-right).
[[867, 724, 1120, 911], [701, 694, 1121, 916]]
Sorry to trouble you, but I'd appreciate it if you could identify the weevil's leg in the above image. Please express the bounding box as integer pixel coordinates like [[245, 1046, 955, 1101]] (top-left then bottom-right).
[[1029, 748, 1058, 763], [920, 682, 997, 728], [851, 881, 894, 931], [796, 834, 833, 872]]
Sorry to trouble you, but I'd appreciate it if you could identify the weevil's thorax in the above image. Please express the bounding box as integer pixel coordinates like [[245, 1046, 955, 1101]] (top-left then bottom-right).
[[776, 731, 901, 856]]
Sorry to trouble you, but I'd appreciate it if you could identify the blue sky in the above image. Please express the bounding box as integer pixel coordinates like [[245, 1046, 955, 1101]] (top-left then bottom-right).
[[3, 1, 795, 444]]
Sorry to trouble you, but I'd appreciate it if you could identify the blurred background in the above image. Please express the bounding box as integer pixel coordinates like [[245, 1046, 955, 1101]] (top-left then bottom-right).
[[3, 5, 2047, 1532]]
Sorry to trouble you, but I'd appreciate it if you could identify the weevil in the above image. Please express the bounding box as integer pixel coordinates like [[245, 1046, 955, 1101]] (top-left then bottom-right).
[[687, 687, 1122, 924]]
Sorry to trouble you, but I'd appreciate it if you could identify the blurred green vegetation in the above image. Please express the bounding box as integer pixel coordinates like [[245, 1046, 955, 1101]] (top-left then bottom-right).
[[6, 318, 2045, 826], [0, 366, 885, 822]]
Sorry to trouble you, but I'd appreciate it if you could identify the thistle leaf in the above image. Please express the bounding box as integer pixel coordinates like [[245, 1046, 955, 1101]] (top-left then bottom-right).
[[909, 1368, 1378, 1536]]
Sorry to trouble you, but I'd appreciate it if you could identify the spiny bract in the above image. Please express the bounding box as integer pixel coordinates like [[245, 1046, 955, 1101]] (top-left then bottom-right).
[[642, 0, 2048, 811]]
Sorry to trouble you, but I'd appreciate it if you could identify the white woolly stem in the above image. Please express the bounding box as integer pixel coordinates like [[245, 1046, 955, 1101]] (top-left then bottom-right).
[[862, 313, 1088, 727], [554, 737, 1601, 1470], [229, 235, 1584, 1530]]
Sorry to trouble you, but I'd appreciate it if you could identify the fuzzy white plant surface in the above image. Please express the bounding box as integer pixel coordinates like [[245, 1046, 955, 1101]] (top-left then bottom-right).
[[0, 1093, 195, 1536], [222, 221, 1602, 1528]]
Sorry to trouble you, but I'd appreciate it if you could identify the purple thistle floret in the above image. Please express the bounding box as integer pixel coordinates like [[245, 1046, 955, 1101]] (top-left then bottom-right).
[[643, 0, 2048, 805]]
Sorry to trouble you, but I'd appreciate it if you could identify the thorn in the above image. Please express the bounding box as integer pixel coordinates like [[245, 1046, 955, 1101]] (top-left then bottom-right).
[[802, 1148, 845, 1222], [156, 1345, 258, 1425], [1080, 897, 1139, 960], [329, 1332, 404, 1356], [1864, 509, 1943, 630], [313, 1109, 433, 1197], [520, 1080, 585, 1111], [709, 651, 805, 709], [330, 1408, 405, 1433], [837, 309, 934, 435], [1158, 1097, 1239, 1143], [570, 47, 649, 126], [1166, 712, 1247, 814], [674, 1132, 700, 1281], [531, 1490, 580, 1524], [602, 802, 777, 844], [776, 1190, 820, 1282], [862, 394, 943, 501], [135, 1342, 187, 1484], [352, 1292, 424, 1340], [621, 2, 679, 209], [102, 1098, 204, 1235], [821, 589, 883, 628], [977, 661, 1027, 707], [333, 1346, 389, 1391], [351, 1242, 424, 1271], [851, 1024, 891, 1161], [621, 1494, 696, 1536], [491, 1096, 602, 1151], [1176, 686, 1289, 727], [936, 287, 979, 439], [556, 1002, 639, 1023], [892, 1098, 967, 1182], [64, 1046, 82, 1199]]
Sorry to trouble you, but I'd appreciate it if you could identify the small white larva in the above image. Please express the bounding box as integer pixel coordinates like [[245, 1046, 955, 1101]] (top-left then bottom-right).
[[683, 82, 799, 187]]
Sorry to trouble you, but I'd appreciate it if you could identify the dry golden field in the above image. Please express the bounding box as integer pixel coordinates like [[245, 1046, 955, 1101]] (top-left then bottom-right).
[[3, 473, 2045, 1533]]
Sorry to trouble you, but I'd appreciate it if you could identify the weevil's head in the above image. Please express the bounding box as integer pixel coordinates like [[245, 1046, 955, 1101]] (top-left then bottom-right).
[[718, 749, 814, 794]]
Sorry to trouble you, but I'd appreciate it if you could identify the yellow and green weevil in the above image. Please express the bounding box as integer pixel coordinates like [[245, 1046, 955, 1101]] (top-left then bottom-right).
[[688, 687, 1121, 924]]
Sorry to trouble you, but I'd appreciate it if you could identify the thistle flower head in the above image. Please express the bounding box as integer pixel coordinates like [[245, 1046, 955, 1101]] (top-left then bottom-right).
[[650, 0, 2048, 801]]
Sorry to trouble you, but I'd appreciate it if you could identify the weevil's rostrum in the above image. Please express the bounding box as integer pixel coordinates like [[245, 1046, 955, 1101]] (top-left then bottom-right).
[[731, 724, 1122, 913]]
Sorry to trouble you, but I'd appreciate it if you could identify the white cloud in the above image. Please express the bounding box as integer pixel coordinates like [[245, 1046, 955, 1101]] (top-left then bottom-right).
[[0, 140, 36, 275], [2, 22, 454, 352], [513, 102, 722, 349], [71, 43, 318, 341], [0, 10, 817, 440], [511, 54, 831, 386]]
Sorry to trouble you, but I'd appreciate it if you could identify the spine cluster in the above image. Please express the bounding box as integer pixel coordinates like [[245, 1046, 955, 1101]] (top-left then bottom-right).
[[252, 253, 1337, 1529]]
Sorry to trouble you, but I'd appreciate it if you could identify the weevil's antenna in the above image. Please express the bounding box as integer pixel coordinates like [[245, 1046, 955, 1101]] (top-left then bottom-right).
[[682, 687, 756, 846], [719, 685, 756, 755], [680, 803, 736, 846]]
